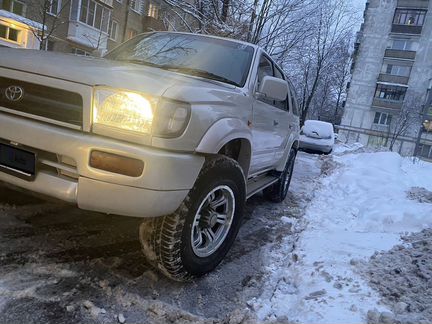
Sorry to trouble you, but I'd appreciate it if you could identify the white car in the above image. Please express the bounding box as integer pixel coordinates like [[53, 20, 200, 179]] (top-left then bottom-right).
[[0, 32, 300, 280], [299, 120, 335, 154]]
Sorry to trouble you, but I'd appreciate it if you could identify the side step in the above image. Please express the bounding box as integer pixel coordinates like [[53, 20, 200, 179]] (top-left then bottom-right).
[[246, 174, 279, 199]]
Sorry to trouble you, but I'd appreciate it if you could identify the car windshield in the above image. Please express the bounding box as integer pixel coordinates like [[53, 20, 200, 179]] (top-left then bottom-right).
[[104, 33, 255, 87]]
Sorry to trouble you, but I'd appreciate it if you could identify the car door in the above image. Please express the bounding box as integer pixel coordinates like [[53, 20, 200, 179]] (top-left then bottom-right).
[[272, 65, 291, 162], [250, 54, 289, 175]]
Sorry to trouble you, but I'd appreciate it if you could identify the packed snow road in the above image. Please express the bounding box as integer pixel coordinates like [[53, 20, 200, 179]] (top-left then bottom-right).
[[0, 152, 322, 324], [1, 148, 431, 324]]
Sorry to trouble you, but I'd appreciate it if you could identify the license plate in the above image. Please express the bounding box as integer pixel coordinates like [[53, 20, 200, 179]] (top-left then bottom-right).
[[0, 144, 36, 180]]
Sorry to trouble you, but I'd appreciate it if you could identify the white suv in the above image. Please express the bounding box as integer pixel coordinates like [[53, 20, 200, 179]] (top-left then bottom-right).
[[0, 32, 300, 280]]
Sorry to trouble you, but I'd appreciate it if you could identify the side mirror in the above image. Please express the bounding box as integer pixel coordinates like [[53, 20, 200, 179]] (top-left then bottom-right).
[[258, 76, 288, 101]]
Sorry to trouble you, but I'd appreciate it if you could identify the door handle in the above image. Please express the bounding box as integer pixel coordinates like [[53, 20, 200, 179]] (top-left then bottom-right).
[[273, 120, 279, 126]]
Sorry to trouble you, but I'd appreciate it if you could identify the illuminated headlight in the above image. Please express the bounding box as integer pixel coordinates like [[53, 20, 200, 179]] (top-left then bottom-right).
[[93, 88, 155, 134], [93, 87, 190, 139]]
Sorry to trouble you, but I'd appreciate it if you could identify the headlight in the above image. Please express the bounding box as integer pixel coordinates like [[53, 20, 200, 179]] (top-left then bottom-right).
[[93, 88, 190, 139], [93, 88, 155, 134]]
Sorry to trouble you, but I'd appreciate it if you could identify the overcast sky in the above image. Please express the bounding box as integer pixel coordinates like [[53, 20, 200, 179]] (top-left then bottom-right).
[[351, 0, 367, 30]]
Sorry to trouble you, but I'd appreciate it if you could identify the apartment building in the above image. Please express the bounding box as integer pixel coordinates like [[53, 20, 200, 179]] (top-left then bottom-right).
[[0, 0, 164, 54], [339, 0, 432, 160]]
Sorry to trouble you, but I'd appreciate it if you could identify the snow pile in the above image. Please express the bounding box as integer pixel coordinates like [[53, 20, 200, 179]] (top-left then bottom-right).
[[333, 142, 364, 154], [256, 151, 432, 323], [364, 229, 432, 324]]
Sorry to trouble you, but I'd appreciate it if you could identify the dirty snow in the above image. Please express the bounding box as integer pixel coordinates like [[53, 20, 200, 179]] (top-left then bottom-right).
[[0, 148, 431, 323], [362, 229, 432, 324], [0, 153, 322, 323], [256, 149, 432, 323]]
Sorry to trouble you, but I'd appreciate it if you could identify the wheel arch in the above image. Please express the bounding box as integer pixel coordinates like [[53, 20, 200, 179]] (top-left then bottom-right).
[[195, 118, 252, 178]]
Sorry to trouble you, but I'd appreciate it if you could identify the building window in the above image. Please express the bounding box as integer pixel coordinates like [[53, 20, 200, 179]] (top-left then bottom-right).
[[375, 84, 407, 101], [130, 0, 142, 13], [109, 19, 118, 40], [2, 0, 26, 15], [47, 0, 61, 15], [393, 9, 426, 26], [368, 135, 386, 148], [147, 2, 158, 19], [391, 39, 412, 51], [419, 144, 432, 159], [79, 0, 111, 33], [126, 28, 137, 40], [0, 24, 20, 42], [72, 48, 92, 56], [373, 112, 392, 126], [385, 64, 411, 77]]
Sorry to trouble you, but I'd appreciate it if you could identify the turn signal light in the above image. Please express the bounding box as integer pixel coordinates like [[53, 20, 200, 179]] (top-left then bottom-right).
[[89, 151, 144, 177]]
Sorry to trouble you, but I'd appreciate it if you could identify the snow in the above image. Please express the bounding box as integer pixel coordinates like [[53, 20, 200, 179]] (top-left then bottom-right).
[[303, 120, 334, 139], [333, 142, 364, 154], [0, 10, 45, 30], [256, 150, 432, 323]]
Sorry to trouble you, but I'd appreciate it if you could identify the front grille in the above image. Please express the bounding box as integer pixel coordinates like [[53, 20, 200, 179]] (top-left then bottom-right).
[[0, 77, 83, 127]]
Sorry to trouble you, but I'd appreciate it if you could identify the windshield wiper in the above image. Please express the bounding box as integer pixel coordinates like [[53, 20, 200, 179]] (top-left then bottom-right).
[[115, 58, 163, 68], [158, 65, 240, 87], [113, 59, 240, 87]]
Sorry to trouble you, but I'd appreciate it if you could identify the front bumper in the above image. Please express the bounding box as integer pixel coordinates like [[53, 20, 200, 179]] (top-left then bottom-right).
[[0, 113, 205, 217], [299, 137, 333, 153]]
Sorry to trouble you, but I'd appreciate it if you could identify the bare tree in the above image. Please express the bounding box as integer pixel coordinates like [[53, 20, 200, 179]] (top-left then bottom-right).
[[24, 0, 71, 50], [387, 94, 423, 151], [296, 0, 357, 125]]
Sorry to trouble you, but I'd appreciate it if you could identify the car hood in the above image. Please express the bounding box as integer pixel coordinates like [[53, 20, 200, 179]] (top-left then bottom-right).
[[0, 49, 243, 103]]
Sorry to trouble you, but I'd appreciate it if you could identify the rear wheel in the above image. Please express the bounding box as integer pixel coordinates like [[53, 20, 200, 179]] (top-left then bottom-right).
[[139, 155, 246, 281], [263, 149, 296, 203]]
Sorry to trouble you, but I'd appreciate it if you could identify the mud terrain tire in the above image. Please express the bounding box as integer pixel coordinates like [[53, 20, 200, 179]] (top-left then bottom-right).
[[139, 155, 246, 281], [263, 149, 296, 203]]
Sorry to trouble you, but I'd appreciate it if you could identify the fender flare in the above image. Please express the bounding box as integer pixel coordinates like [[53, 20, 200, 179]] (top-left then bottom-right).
[[196, 118, 252, 177], [196, 118, 252, 154]]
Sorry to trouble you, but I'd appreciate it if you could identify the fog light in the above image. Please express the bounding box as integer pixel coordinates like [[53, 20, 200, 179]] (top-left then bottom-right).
[[90, 151, 144, 177]]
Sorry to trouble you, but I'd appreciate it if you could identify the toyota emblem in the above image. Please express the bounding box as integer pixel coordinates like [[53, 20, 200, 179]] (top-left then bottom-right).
[[5, 85, 24, 102]]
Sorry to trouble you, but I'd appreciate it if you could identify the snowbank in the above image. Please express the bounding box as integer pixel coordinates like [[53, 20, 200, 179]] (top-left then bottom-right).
[[256, 152, 432, 323], [333, 142, 364, 154]]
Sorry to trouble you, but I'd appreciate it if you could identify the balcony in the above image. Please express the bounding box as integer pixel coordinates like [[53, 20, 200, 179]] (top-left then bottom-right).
[[378, 73, 410, 85], [397, 0, 429, 9], [372, 98, 403, 110], [67, 21, 109, 52], [143, 16, 165, 32], [371, 124, 390, 133], [384, 48, 416, 60], [391, 24, 423, 34]]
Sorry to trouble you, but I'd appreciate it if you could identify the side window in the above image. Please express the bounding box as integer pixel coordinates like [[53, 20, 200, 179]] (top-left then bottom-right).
[[289, 86, 299, 116], [257, 55, 273, 86], [274, 65, 288, 110], [257, 55, 274, 105]]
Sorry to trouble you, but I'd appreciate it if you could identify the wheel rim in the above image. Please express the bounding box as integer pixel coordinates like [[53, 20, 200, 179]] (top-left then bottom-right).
[[191, 185, 235, 258]]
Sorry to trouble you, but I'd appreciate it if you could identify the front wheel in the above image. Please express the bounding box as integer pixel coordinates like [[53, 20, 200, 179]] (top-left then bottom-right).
[[139, 155, 246, 281], [263, 149, 297, 203]]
